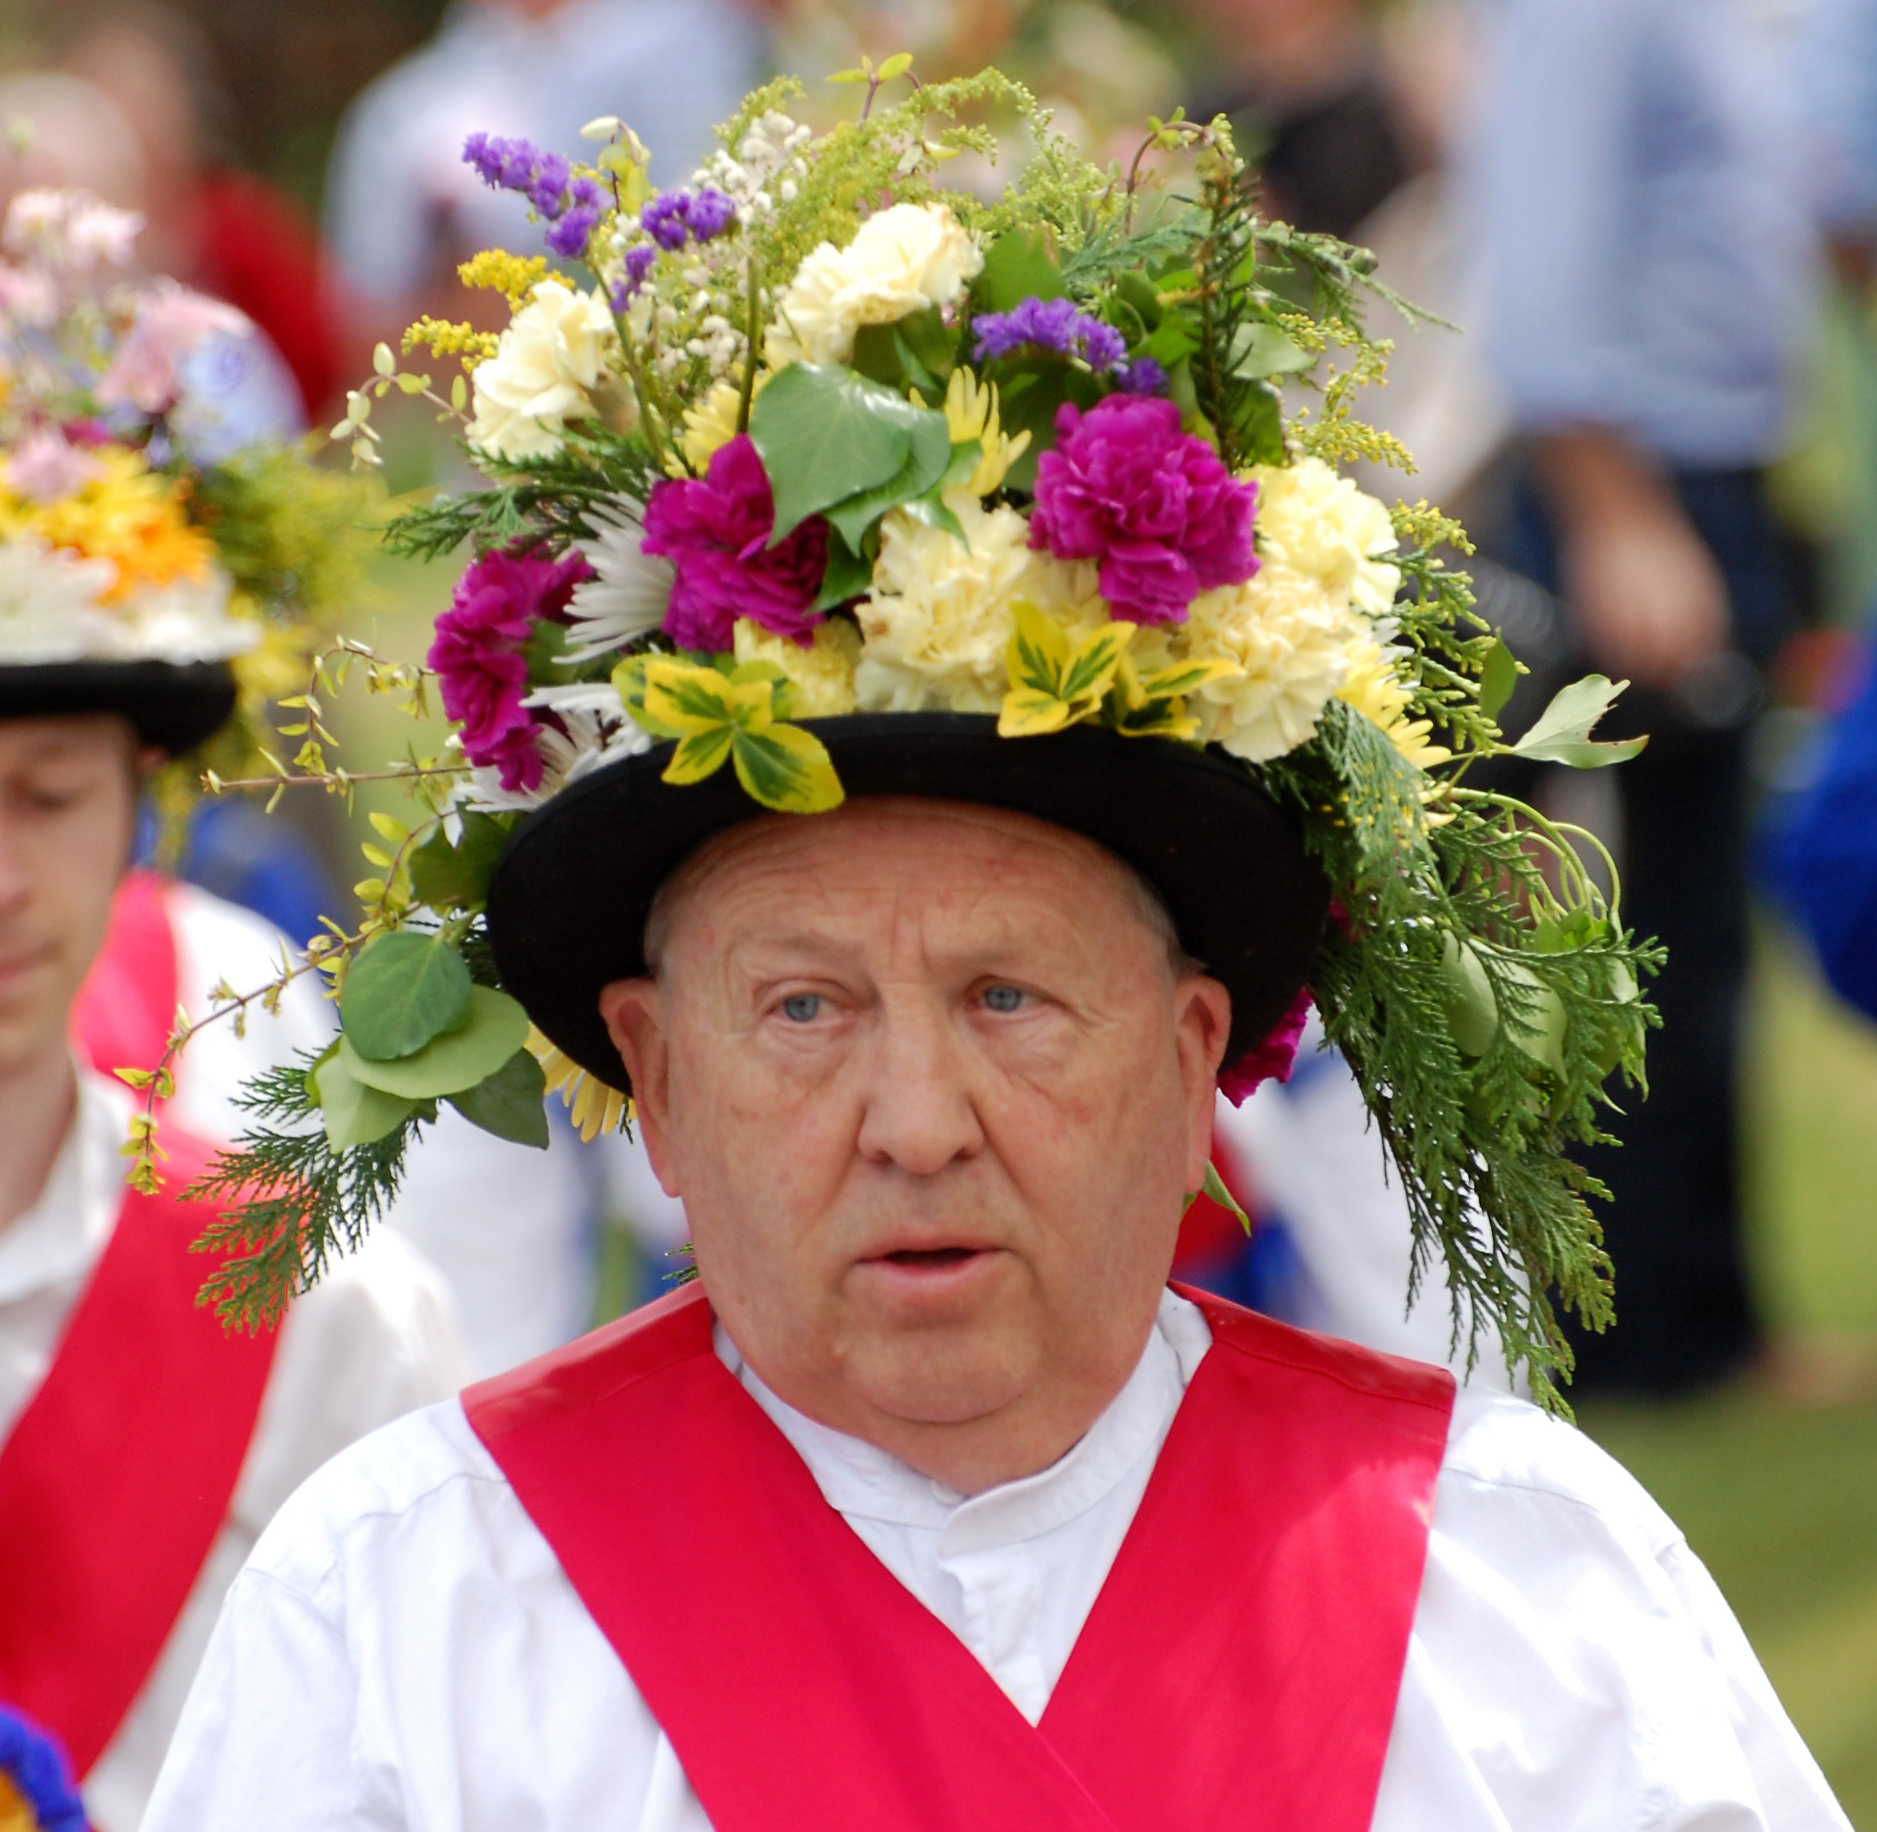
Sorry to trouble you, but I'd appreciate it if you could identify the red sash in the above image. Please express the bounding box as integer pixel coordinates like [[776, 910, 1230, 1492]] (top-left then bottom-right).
[[73, 869, 179, 1083], [2, 872, 280, 1774], [467, 1283, 1455, 1831]]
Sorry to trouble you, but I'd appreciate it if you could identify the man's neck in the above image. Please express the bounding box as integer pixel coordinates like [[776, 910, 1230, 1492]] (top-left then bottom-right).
[[0, 1039, 79, 1237]]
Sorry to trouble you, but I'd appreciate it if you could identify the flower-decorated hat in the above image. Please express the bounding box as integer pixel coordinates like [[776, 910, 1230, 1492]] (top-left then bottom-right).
[[0, 188, 368, 762], [183, 71, 1657, 1405]]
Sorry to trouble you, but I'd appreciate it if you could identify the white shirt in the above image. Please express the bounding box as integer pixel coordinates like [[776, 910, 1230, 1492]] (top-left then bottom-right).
[[0, 1072, 469, 1832], [147, 1291, 1847, 1832]]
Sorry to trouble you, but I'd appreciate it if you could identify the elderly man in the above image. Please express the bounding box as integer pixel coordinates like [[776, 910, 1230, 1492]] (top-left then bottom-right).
[[151, 777, 1841, 1828]]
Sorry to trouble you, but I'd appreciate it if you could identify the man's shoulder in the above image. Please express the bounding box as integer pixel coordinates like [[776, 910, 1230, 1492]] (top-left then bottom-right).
[[244, 1397, 516, 1606]]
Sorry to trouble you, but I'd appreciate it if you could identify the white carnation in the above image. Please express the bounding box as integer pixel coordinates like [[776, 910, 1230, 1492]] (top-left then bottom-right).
[[767, 203, 982, 369], [1251, 457, 1401, 617], [468, 281, 616, 462], [1180, 564, 1364, 763]]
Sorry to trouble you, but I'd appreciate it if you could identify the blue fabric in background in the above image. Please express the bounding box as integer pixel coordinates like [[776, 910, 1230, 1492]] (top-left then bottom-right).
[[1766, 644, 1877, 1021], [135, 797, 343, 951]]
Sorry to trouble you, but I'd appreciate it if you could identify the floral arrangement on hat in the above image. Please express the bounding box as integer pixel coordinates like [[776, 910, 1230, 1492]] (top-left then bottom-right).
[[0, 187, 375, 805], [0, 1706, 88, 1832], [154, 66, 1659, 1408]]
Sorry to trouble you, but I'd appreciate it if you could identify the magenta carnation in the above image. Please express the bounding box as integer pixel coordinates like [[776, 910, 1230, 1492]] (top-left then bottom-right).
[[1218, 986, 1315, 1106], [641, 436, 829, 650], [429, 546, 590, 793], [1028, 396, 1259, 625]]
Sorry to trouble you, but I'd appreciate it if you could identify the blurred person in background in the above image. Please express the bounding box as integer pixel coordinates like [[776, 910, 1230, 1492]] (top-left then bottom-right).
[[1462, 0, 1816, 1394], [323, 0, 764, 342]]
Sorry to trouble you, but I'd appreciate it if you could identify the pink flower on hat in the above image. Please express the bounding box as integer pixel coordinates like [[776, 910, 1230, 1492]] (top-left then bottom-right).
[[1218, 986, 1315, 1105], [1028, 395, 1259, 625], [641, 436, 829, 652], [429, 546, 591, 793]]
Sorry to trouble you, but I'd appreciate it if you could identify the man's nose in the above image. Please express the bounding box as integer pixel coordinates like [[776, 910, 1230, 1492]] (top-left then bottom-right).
[[853, 994, 986, 1177]]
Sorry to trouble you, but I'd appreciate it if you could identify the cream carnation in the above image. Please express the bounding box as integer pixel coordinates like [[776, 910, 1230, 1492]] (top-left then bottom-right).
[[1180, 563, 1364, 762], [854, 497, 1034, 713], [735, 616, 860, 717], [767, 203, 982, 369], [468, 281, 616, 461], [1250, 456, 1401, 617]]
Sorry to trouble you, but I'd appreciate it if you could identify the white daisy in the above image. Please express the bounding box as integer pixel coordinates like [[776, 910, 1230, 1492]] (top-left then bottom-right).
[[565, 500, 673, 660]]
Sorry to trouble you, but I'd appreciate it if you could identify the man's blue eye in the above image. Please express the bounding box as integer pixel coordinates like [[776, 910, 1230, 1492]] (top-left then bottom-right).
[[781, 994, 822, 1022], [983, 985, 1025, 1013]]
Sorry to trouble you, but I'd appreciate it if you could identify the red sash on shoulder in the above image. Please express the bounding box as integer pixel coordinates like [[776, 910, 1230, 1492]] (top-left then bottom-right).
[[467, 1282, 1455, 1831], [3, 872, 280, 1775], [72, 869, 179, 1083]]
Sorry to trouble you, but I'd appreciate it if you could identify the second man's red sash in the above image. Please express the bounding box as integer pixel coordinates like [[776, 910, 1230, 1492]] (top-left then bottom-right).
[[467, 1282, 1455, 1831]]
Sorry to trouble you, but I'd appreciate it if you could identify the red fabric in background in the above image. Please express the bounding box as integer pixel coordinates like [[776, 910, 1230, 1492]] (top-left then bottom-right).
[[0, 1127, 277, 1774], [72, 870, 178, 1087], [467, 1282, 1453, 1832]]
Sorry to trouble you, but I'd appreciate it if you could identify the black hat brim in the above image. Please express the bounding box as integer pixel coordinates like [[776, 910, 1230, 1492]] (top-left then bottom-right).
[[0, 660, 237, 755], [488, 713, 1329, 1094]]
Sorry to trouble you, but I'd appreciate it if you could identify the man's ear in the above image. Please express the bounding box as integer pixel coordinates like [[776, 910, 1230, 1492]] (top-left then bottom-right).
[[599, 977, 679, 1196], [1174, 973, 1233, 1194]]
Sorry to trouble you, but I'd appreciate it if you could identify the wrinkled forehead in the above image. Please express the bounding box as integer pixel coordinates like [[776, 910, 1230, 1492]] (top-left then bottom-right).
[[0, 711, 139, 768], [644, 797, 1177, 974]]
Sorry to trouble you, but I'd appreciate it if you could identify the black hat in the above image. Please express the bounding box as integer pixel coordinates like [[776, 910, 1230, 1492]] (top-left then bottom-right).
[[488, 712, 1329, 1094], [0, 659, 238, 755]]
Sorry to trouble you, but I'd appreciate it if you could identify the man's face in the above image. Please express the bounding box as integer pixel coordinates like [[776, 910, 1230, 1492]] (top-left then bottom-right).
[[601, 799, 1232, 1492], [0, 716, 140, 1078]]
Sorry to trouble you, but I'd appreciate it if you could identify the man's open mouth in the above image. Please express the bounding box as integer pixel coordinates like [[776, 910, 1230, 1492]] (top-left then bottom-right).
[[880, 1246, 983, 1269]]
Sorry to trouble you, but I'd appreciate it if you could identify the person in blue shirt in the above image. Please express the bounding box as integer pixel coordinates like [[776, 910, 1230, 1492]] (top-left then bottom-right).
[[1462, 0, 1817, 1392]]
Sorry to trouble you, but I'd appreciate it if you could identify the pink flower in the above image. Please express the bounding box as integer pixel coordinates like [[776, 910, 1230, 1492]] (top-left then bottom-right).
[[641, 436, 829, 651], [3, 428, 105, 502], [1028, 396, 1259, 625], [1218, 986, 1315, 1105], [97, 283, 250, 415], [429, 547, 591, 793]]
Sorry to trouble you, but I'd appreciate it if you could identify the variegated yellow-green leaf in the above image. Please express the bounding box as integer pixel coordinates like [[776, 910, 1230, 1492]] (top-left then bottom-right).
[[663, 723, 740, 785], [1059, 620, 1136, 706], [1137, 656, 1242, 700], [641, 659, 773, 735], [731, 721, 844, 812], [999, 687, 1081, 738], [1115, 703, 1204, 741], [1005, 599, 1072, 696]]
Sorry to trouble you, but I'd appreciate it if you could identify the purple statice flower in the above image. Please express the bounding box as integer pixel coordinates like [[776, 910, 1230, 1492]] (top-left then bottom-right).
[[528, 151, 573, 218], [1114, 356, 1169, 396], [1029, 395, 1259, 626], [972, 296, 1128, 373], [641, 436, 829, 651], [641, 187, 738, 253], [462, 132, 581, 223], [611, 244, 657, 311], [429, 546, 592, 794], [546, 176, 604, 257]]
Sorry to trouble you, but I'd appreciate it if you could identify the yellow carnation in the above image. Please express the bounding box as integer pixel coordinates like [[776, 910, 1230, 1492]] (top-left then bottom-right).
[[1178, 564, 1364, 762], [1251, 456, 1400, 617], [734, 615, 860, 717]]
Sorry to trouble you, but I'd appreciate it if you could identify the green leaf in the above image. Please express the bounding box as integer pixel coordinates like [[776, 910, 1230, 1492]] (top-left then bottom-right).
[[1510, 675, 1647, 768], [408, 813, 512, 913], [312, 1043, 423, 1149], [813, 529, 877, 612], [447, 1047, 550, 1148], [731, 722, 845, 812], [1478, 636, 1519, 722], [1497, 959, 1568, 1077], [343, 985, 532, 1098], [971, 227, 1065, 313], [825, 408, 952, 549], [849, 308, 954, 397], [749, 364, 946, 544], [340, 931, 474, 1063], [1227, 322, 1310, 380], [665, 722, 739, 784], [1437, 933, 1498, 1058], [1203, 1160, 1251, 1235], [895, 305, 958, 386]]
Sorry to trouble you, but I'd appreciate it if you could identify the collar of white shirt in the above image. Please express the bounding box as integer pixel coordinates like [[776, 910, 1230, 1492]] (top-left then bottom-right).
[[0, 1068, 129, 1314]]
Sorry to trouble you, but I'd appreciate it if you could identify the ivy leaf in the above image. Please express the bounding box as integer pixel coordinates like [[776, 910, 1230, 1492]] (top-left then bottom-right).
[[343, 985, 532, 1099], [447, 1046, 550, 1148], [408, 812, 512, 913], [850, 307, 956, 396], [340, 930, 473, 1063], [1478, 635, 1519, 722], [971, 228, 1065, 313], [311, 1042, 423, 1149], [1510, 675, 1647, 768], [749, 364, 949, 544], [823, 409, 952, 550], [813, 528, 876, 612]]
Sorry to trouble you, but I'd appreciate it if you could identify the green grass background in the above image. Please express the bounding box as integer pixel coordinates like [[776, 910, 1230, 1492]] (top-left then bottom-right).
[[326, 558, 1877, 1822]]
